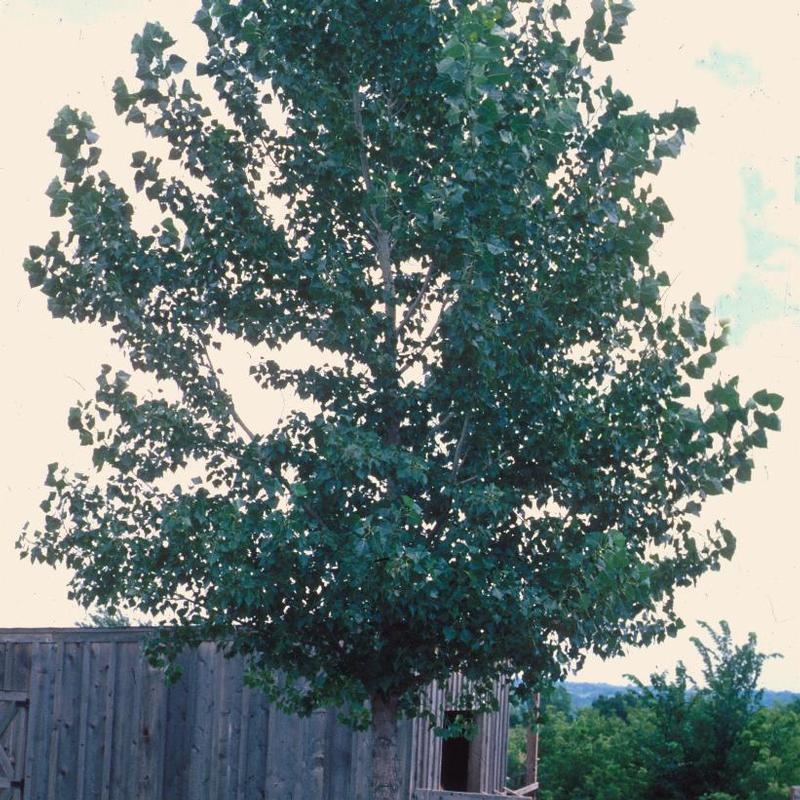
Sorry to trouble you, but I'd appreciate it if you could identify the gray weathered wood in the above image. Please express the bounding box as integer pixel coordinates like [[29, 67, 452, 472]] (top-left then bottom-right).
[[0, 629, 511, 800], [75, 643, 92, 799], [99, 641, 117, 800], [82, 641, 114, 800], [414, 791, 509, 799], [45, 640, 65, 800]]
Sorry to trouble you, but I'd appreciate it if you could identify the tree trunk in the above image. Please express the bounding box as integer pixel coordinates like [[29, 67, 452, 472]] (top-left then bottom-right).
[[371, 693, 401, 800]]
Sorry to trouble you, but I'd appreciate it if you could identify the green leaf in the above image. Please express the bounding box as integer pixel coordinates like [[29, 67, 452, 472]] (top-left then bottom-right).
[[126, 107, 146, 125], [650, 196, 673, 222], [23, 258, 46, 288], [753, 410, 780, 431], [719, 526, 736, 559], [67, 406, 82, 431], [639, 277, 660, 306], [551, 2, 571, 21], [689, 294, 710, 323], [752, 389, 783, 411], [698, 352, 716, 371], [167, 54, 187, 74], [654, 131, 685, 159]]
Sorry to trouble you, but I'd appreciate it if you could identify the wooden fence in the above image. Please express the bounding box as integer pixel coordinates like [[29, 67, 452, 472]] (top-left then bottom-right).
[[0, 628, 510, 800]]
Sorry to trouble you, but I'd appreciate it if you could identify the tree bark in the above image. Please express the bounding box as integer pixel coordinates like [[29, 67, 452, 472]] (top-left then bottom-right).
[[371, 693, 401, 800]]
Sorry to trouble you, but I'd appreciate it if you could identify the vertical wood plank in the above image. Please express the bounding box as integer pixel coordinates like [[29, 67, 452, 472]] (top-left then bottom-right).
[[82, 642, 114, 800], [45, 640, 65, 800], [323, 710, 352, 800], [265, 698, 303, 799], [397, 716, 413, 800], [4, 644, 30, 800], [233, 671, 251, 800], [302, 709, 327, 800], [109, 642, 140, 800], [24, 643, 54, 800], [127, 643, 146, 800], [188, 642, 216, 800], [350, 726, 372, 800], [136, 657, 168, 800], [75, 644, 92, 799], [52, 641, 82, 800], [99, 642, 117, 800], [209, 646, 234, 799], [163, 649, 196, 800], [1, 645, 10, 690], [218, 653, 244, 799], [240, 680, 269, 800]]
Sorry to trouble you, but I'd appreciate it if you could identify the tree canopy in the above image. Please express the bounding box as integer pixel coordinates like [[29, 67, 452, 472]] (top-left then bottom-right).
[[20, 2, 780, 794]]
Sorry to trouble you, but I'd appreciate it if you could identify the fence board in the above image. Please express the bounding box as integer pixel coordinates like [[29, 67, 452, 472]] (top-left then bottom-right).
[[55, 642, 84, 798], [324, 707, 352, 800], [240, 681, 269, 799], [45, 640, 65, 800], [137, 658, 168, 799], [162, 649, 195, 799], [24, 643, 52, 799], [99, 642, 117, 800], [303, 709, 328, 800], [82, 642, 113, 800]]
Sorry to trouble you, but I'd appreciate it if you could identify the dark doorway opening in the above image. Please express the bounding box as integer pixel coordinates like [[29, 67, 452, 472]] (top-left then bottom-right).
[[440, 711, 474, 792]]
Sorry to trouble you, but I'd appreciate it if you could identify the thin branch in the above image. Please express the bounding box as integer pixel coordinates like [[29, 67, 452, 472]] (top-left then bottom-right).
[[397, 258, 436, 338], [452, 411, 472, 481], [429, 410, 455, 435], [200, 342, 256, 441], [352, 87, 374, 195], [399, 301, 451, 373], [352, 86, 397, 340]]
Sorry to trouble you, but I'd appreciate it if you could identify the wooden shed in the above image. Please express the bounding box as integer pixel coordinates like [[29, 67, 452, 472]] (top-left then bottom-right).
[[0, 628, 512, 800]]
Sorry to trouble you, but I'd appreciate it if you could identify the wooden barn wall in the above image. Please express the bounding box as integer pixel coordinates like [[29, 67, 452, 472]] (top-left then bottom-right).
[[411, 673, 510, 795], [0, 630, 509, 800]]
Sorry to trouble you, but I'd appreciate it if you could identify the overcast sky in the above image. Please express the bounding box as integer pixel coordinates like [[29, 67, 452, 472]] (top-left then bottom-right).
[[0, 0, 798, 690]]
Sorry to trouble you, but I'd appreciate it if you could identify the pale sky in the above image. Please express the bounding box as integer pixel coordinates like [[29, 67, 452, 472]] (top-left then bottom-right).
[[0, 1, 798, 691]]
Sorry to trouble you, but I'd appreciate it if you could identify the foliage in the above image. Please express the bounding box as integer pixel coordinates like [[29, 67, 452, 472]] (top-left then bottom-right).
[[731, 702, 800, 800], [77, 608, 139, 628], [523, 622, 799, 800], [507, 723, 528, 788], [538, 706, 655, 800], [19, 0, 779, 734]]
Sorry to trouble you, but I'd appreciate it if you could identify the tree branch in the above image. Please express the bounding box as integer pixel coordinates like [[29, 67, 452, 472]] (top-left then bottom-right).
[[352, 86, 397, 344], [199, 342, 256, 442], [452, 411, 472, 481], [352, 86, 375, 196], [398, 300, 451, 373], [397, 258, 436, 339]]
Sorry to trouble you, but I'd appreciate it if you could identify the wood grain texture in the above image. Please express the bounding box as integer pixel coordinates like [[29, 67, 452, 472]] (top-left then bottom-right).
[[0, 630, 510, 799]]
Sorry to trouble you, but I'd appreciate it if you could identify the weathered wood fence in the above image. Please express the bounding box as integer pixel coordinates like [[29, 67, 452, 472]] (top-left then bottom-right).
[[0, 628, 509, 800]]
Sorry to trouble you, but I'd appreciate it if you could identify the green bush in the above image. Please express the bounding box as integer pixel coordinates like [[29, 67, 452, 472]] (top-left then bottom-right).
[[513, 622, 799, 800]]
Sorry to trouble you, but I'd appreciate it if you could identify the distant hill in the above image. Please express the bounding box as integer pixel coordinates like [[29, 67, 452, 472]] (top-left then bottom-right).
[[562, 681, 799, 710]]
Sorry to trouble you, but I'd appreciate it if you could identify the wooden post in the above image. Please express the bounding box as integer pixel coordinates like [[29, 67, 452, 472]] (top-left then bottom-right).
[[524, 693, 540, 788]]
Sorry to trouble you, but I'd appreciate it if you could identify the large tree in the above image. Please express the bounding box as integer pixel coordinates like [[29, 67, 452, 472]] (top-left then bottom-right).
[[20, 1, 780, 798]]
